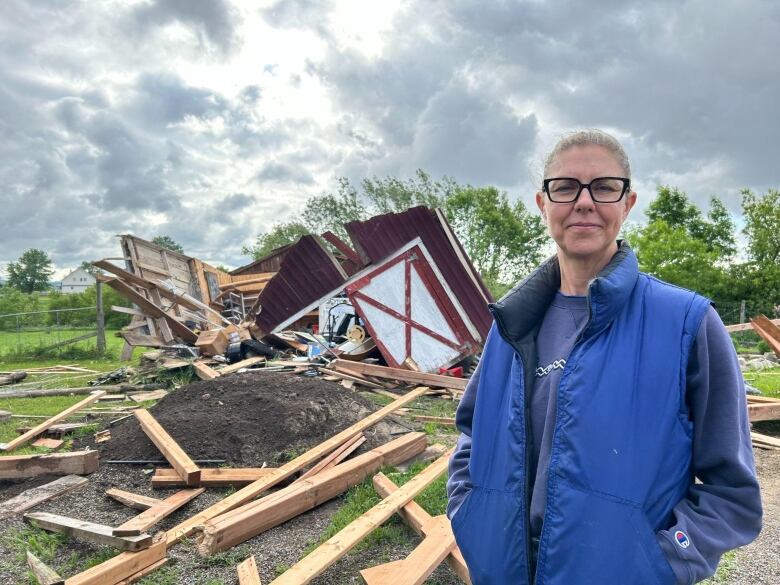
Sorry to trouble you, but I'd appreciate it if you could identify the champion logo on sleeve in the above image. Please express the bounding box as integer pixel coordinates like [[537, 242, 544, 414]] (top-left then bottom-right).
[[674, 530, 691, 549]]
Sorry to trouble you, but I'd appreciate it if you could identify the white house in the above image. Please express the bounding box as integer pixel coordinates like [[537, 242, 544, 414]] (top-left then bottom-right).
[[60, 266, 95, 294]]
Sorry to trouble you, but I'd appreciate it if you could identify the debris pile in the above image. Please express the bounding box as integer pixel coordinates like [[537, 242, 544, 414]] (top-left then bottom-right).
[[97, 206, 493, 377]]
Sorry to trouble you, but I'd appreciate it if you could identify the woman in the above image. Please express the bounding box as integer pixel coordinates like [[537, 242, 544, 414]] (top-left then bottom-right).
[[447, 130, 762, 585]]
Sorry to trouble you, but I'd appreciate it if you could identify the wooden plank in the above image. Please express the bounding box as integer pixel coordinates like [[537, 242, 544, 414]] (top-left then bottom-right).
[[151, 467, 277, 488], [106, 489, 162, 511], [32, 438, 65, 449], [266, 448, 453, 584], [128, 390, 168, 403], [751, 431, 780, 448], [116, 558, 169, 584], [111, 305, 146, 317], [64, 533, 166, 585], [750, 318, 780, 356], [27, 550, 64, 585], [165, 386, 432, 546], [113, 489, 205, 536], [237, 555, 262, 585], [0, 475, 89, 520], [24, 512, 152, 552], [748, 402, 780, 422], [360, 516, 455, 585], [330, 359, 467, 390], [373, 473, 470, 584], [192, 361, 220, 380], [196, 432, 427, 555], [296, 434, 365, 481], [133, 409, 201, 486], [318, 368, 385, 389], [726, 317, 780, 333], [409, 415, 456, 426], [104, 278, 198, 343], [118, 331, 169, 348], [1, 391, 106, 452], [215, 357, 266, 375]]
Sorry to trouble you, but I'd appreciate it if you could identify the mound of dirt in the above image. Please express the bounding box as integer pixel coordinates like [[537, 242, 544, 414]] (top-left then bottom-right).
[[80, 371, 391, 466]]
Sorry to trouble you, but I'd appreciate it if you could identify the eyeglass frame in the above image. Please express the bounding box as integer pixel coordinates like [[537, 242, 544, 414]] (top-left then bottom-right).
[[541, 176, 631, 203]]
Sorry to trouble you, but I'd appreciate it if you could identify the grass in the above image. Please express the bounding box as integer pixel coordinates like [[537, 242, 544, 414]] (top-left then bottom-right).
[[196, 544, 251, 568], [1, 525, 66, 563], [702, 550, 738, 583], [0, 328, 127, 360], [745, 366, 780, 398], [305, 459, 448, 555], [137, 566, 181, 584]]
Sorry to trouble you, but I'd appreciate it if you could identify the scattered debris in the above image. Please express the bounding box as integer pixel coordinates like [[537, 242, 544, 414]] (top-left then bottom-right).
[[0, 475, 89, 520]]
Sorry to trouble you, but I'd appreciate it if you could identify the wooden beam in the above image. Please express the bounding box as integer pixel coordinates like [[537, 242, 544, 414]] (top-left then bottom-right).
[[133, 410, 201, 486], [750, 317, 780, 356], [372, 473, 470, 584], [25, 512, 152, 551], [0, 475, 89, 520], [0, 451, 98, 480], [360, 515, 456, 585], [27, 550, 64, 585], [115, 558, 169, 585], [748, 402, 780, 422], [725, 318, 780, 333], [1, 391, 106, 452], [151, 467, 277, 488], [192, 361, 220, 380], [265, 448, 453, 584], [165, 386, 431, 546], [104, 278, 198, 343], [296, 433, 365, 481], [63, 533, 166, 585], [118, 331, 169, 348], [196, 432, 427, 555], [237, 555, 263, 585], [751, 431, 780, 449], [215, 357, 266, 375], [318, 368, 385, 389], [409, 415, 456, 426], [114, 489, 205, 536], [330, 359, 468, 390], [106, 489, 163, 511]]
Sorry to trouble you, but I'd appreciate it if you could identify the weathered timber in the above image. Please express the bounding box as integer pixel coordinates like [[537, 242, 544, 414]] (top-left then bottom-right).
[[265, 448, 453, 584], [27, 550, 64, 585], [330, 359, 468, 390], [751, 431, 780, 449], [724, 318, 780, 332], [32, 438, 65, 449], [215, 357, 266, 375], [237, 556, 262, 585], [63, 533, 166, 585], [318, 368, 385, 389], [24, 512, 152, 551], [409, 415, 456, 426], [106, 488, 163, 511], [1, 391, 105, 452], [165, 386, 431, 546], [360, 516, 455, 585], [748, 402, 780, 422], [372, 472, 471, 584], [0, 371, 27, 386], [192, 361, 220, 380], [196, 432, 427, 555], [113, 489, 205, 536], [118, 331, 169, 348], [115, 558, 169, 585], [0, 451, 99, 480], [128, 390, 168, 403], [133, 409, 201, 486], [0, 475, 89, 520], [151, 467, 277, 488]]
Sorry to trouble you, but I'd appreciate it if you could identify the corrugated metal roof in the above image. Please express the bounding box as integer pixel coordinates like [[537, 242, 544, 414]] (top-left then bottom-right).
[[254, 235, 348, 335], [344, 206, 493, 340]]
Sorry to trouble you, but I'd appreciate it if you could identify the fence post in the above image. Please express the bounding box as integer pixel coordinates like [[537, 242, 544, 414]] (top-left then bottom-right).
[[96, 280, 106, 353], [739, 300, 746, 324]]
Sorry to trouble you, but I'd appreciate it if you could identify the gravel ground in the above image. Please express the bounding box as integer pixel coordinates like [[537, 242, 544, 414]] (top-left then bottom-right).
[[720, 447, 780, 584]]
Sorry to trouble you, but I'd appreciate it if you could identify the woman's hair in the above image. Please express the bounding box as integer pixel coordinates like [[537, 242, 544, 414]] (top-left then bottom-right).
[[543, 129, 631, 180]]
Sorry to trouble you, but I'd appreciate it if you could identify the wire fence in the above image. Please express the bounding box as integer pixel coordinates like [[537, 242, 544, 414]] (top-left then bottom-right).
[[0, 306, 104, 357]]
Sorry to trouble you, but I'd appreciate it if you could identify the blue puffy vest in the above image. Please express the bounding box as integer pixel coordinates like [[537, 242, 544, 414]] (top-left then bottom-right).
[[451, 244, 711, 584]]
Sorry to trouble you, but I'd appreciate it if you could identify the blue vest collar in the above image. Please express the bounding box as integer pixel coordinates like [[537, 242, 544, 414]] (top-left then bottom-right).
[[490, 241, 638, 343]]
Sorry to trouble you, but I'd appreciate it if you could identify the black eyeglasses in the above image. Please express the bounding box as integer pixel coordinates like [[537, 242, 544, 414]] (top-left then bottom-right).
[[542, 177, 631, 203]]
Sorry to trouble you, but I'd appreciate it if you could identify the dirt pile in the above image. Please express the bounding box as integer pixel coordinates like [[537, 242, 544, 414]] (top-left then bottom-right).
[[83, 371, 391, 466]]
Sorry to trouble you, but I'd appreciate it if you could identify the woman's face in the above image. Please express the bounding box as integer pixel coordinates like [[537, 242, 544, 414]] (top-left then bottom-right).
[[536, 144, 636, 262]]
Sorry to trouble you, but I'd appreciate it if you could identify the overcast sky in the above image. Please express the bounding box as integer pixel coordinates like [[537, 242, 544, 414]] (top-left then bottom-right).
[[1, 0, 778, 278]]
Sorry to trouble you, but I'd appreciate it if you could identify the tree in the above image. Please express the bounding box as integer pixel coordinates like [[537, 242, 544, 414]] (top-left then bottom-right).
[[361, 169, 458, 213], [241, 221, 310, 260], [445, 186, 547, 296], [6, 249, 54, 293], [742, 188, 780, 264], [301, 178, 368, 242], [625, 221, 726, 297], [151, 235, 184, 254], [646, 186, 736, 258]]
